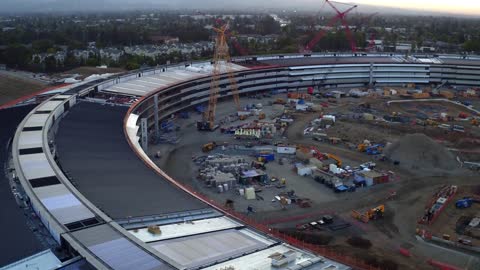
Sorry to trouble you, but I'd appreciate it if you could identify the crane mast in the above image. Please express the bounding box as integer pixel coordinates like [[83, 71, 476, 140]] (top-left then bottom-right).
[[304, 0, 357, 53], [197, 24, 241, 131]]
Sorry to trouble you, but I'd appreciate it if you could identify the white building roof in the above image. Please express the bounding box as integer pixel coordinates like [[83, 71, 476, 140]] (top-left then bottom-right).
[[1, 250, 61, 270], [18, 153, 55, 180], [129, 217, 242, 243], [103, 62, 247, 97]]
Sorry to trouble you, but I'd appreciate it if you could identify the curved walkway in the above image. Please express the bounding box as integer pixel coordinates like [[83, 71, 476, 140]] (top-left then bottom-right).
[[56, 102, 207, 219]]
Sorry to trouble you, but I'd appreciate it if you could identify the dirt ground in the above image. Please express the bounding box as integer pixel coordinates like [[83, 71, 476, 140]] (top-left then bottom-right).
[[153, 94, 480, 270], [0, 74, 45, 106], [388, 100, 478, 120]]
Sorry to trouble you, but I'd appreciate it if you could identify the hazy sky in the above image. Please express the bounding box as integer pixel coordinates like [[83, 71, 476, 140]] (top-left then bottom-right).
[[0, 0, 478, 15], [343, 0, 480, 15]]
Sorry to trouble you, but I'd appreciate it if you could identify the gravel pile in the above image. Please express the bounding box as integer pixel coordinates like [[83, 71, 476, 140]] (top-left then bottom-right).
[[384, 133, 460, 175]]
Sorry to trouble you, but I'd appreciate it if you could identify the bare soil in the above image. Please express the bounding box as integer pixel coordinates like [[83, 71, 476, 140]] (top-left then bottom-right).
[[0, 75, 45, 106]]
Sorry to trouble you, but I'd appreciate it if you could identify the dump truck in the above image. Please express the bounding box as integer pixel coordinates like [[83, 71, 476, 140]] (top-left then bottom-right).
[[351, 205, 385, 223]]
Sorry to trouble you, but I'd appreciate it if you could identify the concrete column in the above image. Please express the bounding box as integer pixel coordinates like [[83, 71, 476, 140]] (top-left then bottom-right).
[[154, 94, 159, 141], [369, 62, 374, 87], [140, 118, 148, 152]]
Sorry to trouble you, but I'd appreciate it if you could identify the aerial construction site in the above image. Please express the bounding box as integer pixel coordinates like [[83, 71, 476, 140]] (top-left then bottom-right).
[[144, 4, 480, 269], [2, 1, 480, 270]]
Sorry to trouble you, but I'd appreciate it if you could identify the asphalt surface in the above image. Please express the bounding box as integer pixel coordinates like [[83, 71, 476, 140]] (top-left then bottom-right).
[[0, 104, 45, 267], [55, 101, 207, 220]]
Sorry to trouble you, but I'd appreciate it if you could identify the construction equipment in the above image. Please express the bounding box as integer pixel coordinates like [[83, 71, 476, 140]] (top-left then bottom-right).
[[310, 146, 327, 160], [304, 0, 358, 52], [147, 225, 162, 235], [273, 98, 286, 105], [329, 137, 341, 144], [202, 142, 217, 153], [456, 196, 480, 209], [357, 143, 367, 152], [426, 119, 439, 126], [251, 160, 266, 170], [458, 112, 468, 119], [471, 118, 479, 126], [326, 153, 342, 167], [415, 119, 426, 126], [366, 144, 384, 155], [197, 23, 241, 131], [351, 205, 385, 223]]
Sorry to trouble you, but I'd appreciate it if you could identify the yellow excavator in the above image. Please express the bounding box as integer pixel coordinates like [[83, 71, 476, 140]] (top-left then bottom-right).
[[351, 205, 385, 223], [326, 153, 342, 167]]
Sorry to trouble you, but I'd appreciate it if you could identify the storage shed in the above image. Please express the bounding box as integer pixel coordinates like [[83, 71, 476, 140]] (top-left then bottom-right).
[[354, 170, 389, 187]]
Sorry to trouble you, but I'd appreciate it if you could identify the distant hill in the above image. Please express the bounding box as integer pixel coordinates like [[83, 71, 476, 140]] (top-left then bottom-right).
[[0, 0, 474, 17]]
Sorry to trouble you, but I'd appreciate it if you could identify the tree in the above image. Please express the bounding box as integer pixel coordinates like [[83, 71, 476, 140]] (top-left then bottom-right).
[[86, 57, 99, 67], [464, 40, 480, 52], [125, 61, 140, 70], [32, 39, 55, 53], [3, 44, 31, 69], [64, 52, 79, 68], [44, 56, 57, 72]]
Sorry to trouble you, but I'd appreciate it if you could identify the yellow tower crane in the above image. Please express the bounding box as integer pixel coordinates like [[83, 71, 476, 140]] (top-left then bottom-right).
[[197, 23, 241, 131]]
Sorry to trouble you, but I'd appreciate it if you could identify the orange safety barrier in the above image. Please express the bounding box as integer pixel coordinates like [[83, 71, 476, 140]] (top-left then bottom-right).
[[399, 247, 412, 257], [427, 259, 462, 270]]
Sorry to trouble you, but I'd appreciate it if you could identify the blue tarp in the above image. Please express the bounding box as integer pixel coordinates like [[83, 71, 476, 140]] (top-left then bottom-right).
[[257, 153, 275, 161], [335, 185, 348, 192]]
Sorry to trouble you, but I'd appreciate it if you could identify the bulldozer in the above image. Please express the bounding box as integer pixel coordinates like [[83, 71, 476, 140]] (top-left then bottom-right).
[[351, 205, 385, 223], [202, 142, 217, 153]]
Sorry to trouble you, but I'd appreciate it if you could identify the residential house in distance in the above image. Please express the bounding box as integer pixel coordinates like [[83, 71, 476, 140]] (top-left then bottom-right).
[[32, 51, 67, 63], [236, 34, 280, 44], [72, 48, 98, 61], [99, 48, 124, 62]]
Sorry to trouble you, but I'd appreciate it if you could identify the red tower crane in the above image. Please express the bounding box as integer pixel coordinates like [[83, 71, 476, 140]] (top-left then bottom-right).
[[304, 0, 358, 53]]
